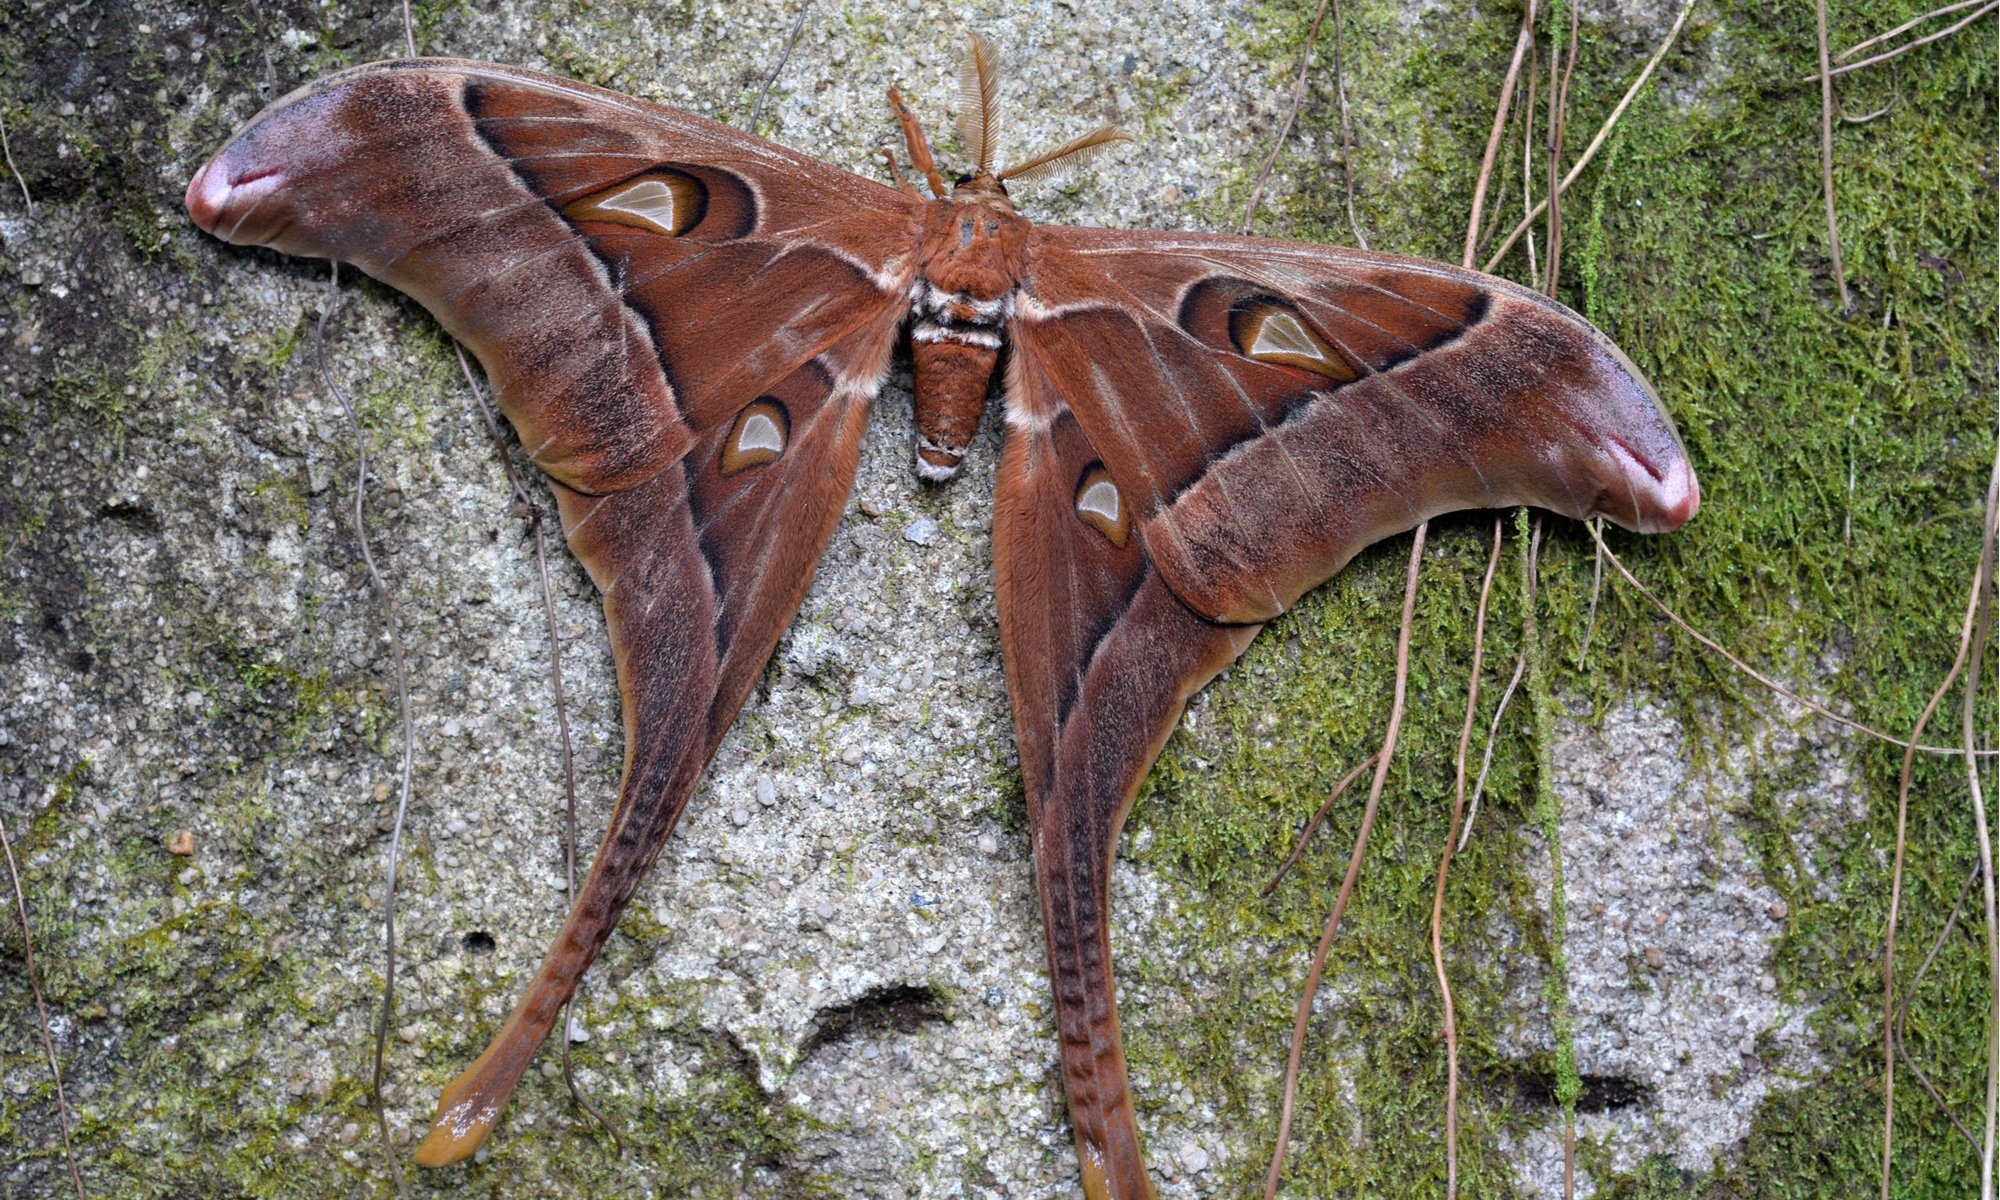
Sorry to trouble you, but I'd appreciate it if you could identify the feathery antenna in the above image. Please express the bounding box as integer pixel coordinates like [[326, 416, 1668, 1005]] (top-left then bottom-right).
[[957, 36, 1003, 175], [998, 125, 1130, 184]]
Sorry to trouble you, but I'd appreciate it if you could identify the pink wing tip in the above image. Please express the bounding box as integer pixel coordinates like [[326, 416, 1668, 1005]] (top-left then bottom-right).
[[1655, 454, 1700, 531], [1600, 435, 1700, 534], [184, 155, 284, 238]]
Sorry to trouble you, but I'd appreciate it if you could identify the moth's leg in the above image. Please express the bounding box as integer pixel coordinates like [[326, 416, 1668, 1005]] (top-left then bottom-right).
[[1029, 576, 1256, 1200], [881, 147, 923, 198], [886, 87, 947, 198]]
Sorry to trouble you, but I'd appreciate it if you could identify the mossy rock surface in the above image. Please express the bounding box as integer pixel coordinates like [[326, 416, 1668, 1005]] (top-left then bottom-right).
[[0, 1, 1992, 1197]]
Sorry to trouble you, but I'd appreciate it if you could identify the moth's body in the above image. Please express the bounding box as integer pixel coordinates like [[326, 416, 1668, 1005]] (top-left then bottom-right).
[[186, 45, 1696, 1200], [908, 178, 1029, 479]]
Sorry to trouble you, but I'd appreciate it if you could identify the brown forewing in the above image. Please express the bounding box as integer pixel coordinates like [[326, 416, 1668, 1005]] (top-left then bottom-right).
[[191, 60, 922, 494], [1017, 226, 1692, 624]]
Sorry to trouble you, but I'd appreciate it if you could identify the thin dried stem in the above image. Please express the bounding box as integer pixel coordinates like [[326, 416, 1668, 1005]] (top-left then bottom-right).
[[1810, 0, 1997, 79], [1895, 860, 1985, 1152], [1879, 469, 1993, 1200], [1544, 0, 1580, 299], [1963, 451, 2000, 1197], [1814, 0, 1854, 313], [1842, 0, 1987, 57], [1262, 750, 1383, 896], [751, 0, 815, 131], [1, 817, 85, 1200], [1264, 523, 1428, 1200], [1433, 516, 1504, 1197], [1579, 517, 1606, 668], [400, 0, 415, 56], [0, 110, 33, 219], [452, 346, 626, 1153], [397, 9, 617, 1153], [1542, 13, 1579, 1170], [1241, 0, 1337, 233], [1585, 524, 1993, 757], [1522, 33, 1541, 288], [1328, 0, 1367, 249], [315, 266, 414, 1200], [1483, 0, 1698, 274], [1419, 22, 1548, 1179], [1840, 93, 1898, 123], [1474, 114, 1521, 258], [1465, 1, 1539, 268], [1461, 647, 1529, 854]]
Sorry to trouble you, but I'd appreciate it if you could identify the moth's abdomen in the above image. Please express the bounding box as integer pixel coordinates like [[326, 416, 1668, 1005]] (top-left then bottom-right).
[[909, 282, 1010, 480]]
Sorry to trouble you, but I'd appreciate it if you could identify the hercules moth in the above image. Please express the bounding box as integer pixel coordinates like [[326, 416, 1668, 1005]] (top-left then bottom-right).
[[185, 35, 1695, 1199]]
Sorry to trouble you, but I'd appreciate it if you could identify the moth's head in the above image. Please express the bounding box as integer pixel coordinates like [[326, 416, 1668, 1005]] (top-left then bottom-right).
[[950, 171, 1014, 208]]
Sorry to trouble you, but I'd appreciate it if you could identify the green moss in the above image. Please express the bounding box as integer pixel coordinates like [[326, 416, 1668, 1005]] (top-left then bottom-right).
[[45, 364, 134, 446], [0, 507, 46, 621], [346, 315, 459, 453], [247, 470, 312, 538], [1119, 1, 1996, 1196], [247, 324, 304, 374]]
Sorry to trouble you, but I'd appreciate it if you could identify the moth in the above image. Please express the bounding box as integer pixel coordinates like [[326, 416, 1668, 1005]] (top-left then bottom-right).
[[185, 39, 1697, 1199]]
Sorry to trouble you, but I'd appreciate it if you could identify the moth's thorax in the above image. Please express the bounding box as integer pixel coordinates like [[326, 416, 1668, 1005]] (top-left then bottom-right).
[[907, 180, 1031, 482], [917, 181, 1031, 299]]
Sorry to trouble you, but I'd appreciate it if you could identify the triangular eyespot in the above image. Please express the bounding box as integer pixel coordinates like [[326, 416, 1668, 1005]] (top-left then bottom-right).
[[721, 399, 789, 474], [564, 170, 707, 237], [1228, 300, 1358, 383], [1074, 464, 1129, 547]]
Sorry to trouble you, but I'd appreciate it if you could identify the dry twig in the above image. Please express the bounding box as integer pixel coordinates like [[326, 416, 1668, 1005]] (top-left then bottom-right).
[[1522, 33, 1542, 287], [1263, 750, 1382, 896], [1814, 0, 1854, 313], [1579, 517, 1606, 667], [1877, 463, 1994, 1200], [1432, 516, 1504, 1196], [452, 347, 626, 1152], [752, 0, 815, 131], [0, 111, 33, 219], [1242, 0, 1339, 233], [1895, 860, 1985, 1153], [1, 816, 85, 1200], [315, 266, 415, 1200], [1544, 0, 1579, 299], [1423, 24, 1554, 1172], [1808, 0, 1997, 80], [1586, 524, 1995, 758], [1483, 0, 1698, 273], [1961, 453, 2000, 1196], [1542, 10, 1584, 1185], [1327, 0, 1367, 248], [1464, 2, 1538, 267], [1264, 524, 1428, 1200], [1843, 0, 1989, 57], [1461, 649, 1530, 853]]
